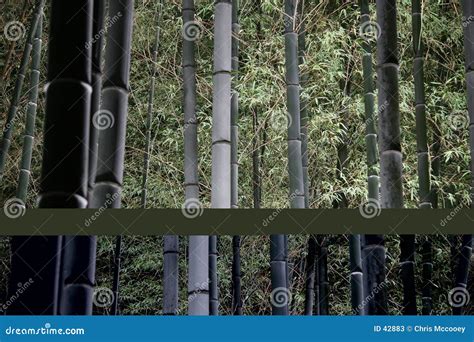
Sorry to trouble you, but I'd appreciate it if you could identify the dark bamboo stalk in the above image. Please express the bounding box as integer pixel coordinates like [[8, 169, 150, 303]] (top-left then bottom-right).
[[16, 13, 43, 205], [230, 0, 242, 316], [89, 0, 135, 316], [0, 0, 45, 181], [421, 237, 433, 315], [57, 0, 106, 316], [183, 0, 209, 316], [304, 235, 316, 315], [358, 0, 384, 316], [8, 0, 94, 315], [270, 234, 289, 315], [210, 0, 233, 315], [349, 234, 364, 315]]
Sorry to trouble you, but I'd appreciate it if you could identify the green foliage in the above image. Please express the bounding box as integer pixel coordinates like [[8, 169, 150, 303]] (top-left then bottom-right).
[[0, 0, 472, 315]]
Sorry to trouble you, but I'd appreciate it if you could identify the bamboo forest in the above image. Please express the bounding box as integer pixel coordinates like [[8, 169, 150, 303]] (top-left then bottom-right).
[[0, 0, 472, 317]]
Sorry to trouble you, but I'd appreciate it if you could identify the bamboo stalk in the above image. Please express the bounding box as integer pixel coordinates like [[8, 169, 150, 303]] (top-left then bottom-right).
[[16, 13, 43, 205], [183, 0, 210, 316], [210, 0, 232, 315], [0, 0, 45, 181], [230, 0, 242, 316], [89, 0, 135, 315], [57, 0, 106, 316], [8, 0, 94, 314], [349, 234, 364, 315], [317, 236, 329, 315]]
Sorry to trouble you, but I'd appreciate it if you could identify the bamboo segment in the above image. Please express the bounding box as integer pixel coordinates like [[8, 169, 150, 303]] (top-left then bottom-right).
[[163, 235, 179, 315], [349, 235, 364, 315], [0, 0, 45, 180], [210, 0, 232, 315], [304, 236, 316, 315], [421, 238, 433, 315], [88, 0, 106, 201], [459, 0, 474, 316], [89, 0, 135, 315], [8, 0, 94, 315], [270, 234, 289, 315], [377, 0, 406, 314], [359, 0, 386, 315], [57, 0, 106, 316], [16, 14, 43, 204], [183, 0, 210, 316]]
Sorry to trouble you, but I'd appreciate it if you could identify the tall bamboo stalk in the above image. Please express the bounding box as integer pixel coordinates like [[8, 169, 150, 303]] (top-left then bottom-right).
[[89, 0, 135, 315], [8, 0, 94, 315], [0, 0, 45, 181], [459, 0, 474, 316], [183, 0, 209, 316], [15, 13, 43, 205], [298, 2, 317, 316], [230, 0, 242, 316], [210, 0, 232, 315], [358, 0, 384, 315], [57, 0, 106, 316]]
